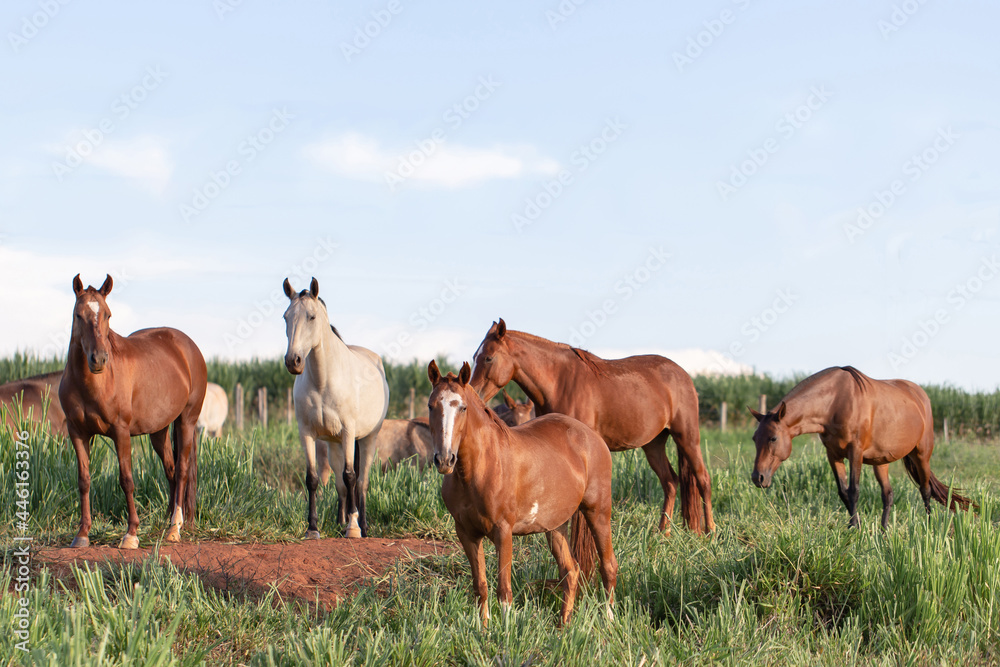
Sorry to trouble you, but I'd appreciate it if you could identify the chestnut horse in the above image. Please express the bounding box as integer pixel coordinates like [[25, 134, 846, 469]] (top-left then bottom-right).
[[750, 366, 974, 530], [59, 275, 207, 549], [1, 370, 67, 436], [469, 319, 714, 547], [493, 391, 535, 426], [428, 361, 617, 626]]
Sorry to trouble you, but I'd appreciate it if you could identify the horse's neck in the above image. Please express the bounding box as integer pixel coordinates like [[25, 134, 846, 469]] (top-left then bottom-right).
[[783, 383, 833, 437], [456, 406, 504, 490], [304, 328, 351, 389], [509, 334, 576, 412], [66, 331, 123, 391]]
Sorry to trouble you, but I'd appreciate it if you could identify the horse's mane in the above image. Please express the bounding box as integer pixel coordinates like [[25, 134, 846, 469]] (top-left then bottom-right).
[[330, 325, 342, 340], [510, 330, 608, 378], [839, 366, 871, 393]]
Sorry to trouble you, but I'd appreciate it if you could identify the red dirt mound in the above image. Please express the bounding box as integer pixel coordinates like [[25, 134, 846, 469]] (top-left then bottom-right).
[[35, 537, 450, 609]]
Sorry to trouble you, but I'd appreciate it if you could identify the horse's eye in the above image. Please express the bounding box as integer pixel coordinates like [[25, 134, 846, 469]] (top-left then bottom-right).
[[769, 436, 777, 443], [484, 356, 493, 363], [308, 315, 316, 321], [460, 405, 467, 412]]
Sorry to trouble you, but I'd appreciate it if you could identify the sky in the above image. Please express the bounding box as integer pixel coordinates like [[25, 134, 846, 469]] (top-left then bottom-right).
[[1, 1, 998, 390]]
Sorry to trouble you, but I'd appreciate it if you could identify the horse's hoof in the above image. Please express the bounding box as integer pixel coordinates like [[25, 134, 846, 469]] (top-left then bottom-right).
[[69, 536, 90, 549], [345, 526, 362, 539], [165, 525, 182, 543], [304, 530, 321, 540], [118, 534, 139, 550]]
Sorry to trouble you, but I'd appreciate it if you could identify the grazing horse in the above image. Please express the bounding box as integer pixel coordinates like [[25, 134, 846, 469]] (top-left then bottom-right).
[[59, 275, 207, 549], [283, 277, 389, 539], [750, 366, 975, 529], [469, 319, 714, 548], [376, 418, 434, 470], [1, 370, 67, 436], [493, 391, 535, 427], [196, 382, 229, 439], [428, 360, 617, 626]]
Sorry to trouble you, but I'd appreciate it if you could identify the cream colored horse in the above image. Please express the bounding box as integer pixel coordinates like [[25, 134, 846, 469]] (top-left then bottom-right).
[[283, 277, 389, 538], [196, 382, 228, 438]]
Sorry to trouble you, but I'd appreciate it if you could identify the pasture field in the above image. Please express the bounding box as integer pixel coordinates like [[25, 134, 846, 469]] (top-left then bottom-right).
[[2, 410, 999, 666]]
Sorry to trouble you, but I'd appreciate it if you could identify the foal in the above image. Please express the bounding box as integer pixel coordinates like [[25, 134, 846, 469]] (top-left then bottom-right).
[[428, 360, 617, 626]]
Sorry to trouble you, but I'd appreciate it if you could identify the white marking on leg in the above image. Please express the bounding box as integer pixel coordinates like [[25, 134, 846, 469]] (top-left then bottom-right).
[[87, 301, 99, 314], [170, 506, 183, 527]]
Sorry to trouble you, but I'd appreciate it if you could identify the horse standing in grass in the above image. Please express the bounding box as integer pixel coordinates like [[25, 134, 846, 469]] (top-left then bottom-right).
[[428, 361, 617, 626], [196, 382, 228, 439], [59, 275, 206, 549], [750, 366, 975, 530], [375, 418, 434, 470], [469, 319, 713, 566], [1, 370, 67, 436], [283, 278, 389, 538]]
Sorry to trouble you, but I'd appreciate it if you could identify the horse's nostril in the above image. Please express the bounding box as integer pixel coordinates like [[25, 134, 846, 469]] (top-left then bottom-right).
[[433, 453, 441, 468]]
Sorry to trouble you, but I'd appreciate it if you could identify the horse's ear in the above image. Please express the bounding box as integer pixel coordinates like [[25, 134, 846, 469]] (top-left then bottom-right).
[[459, 362, 472, 386], [428, 360, 441, 385], [98, 274, 113, 297], [524, 397, 533, 408], [283, 278, 294, 299], [496, 318, 506, 338], [72, 274, 83, 296], [503, 391, 516, 409], [748, 407, 764, 422], [309, 277, 319, 298], [775, 401, 787, 422]]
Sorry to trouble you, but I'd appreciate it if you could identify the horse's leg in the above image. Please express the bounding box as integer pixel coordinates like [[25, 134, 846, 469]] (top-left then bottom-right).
[[904, 450, 934, 514], [672, 419, 715, 534], [825, 448, 850, 512], [340, 426, 362, 538], [545, 525, 580, 626], [324, 439, 348, 525], [316, 439, 332, 486], [494, 526, 515, 616], [845, 443, 864, 529], [581, 501, 618, 620], [641, 433, 678, 534], [166, 417, 196, 542], [69, 434, 93, 548], [300, 432, 323, 539], [355, 427, 381, 538], [149, 426, 175, 521], [872, 463, 894, 531], [112, 427, 141, 549], [456, 524, 489, 625]]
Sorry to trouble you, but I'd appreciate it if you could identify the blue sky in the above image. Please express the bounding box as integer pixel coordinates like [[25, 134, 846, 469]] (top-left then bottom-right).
[[1, 1, 998, 390]]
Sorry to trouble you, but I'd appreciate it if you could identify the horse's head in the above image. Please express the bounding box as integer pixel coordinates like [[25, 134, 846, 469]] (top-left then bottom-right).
[[70, 274, 113, 374], [749, 401, 792, 488], [503, 390, 535, 426], [427, 360, 475, 475], [282, 277, 329, 375], [469, 318, 516, 402]]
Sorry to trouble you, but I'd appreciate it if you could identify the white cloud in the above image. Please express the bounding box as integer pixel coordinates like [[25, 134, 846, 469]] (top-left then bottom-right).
[[88, 135, 173, 195], [593, 347, 754, 377], [304, 132, 560, 189]]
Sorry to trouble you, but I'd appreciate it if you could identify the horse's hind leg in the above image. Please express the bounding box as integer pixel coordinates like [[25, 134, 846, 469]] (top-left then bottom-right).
[[545, 524, 581, 627], [581, 500, 618, 620], [872, 464, 894, 531], [166, 415, 197, 542], [355, 428, 381, 538], [340, 427, 362, 538], [641, 433, 678, 534], [149, 426, 175, 520]]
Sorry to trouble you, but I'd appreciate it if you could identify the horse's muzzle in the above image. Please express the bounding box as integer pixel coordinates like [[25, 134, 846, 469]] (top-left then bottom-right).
[[284, 353, 304, 375], [751, 470, 771, 488], [434, 452, 456, 475], [88, 351, 108, 374]]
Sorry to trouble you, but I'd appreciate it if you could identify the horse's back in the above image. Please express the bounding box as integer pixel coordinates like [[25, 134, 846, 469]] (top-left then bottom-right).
[[510, 413, 611, 474], [118, 327, 207, 430], [0, 372, 67, 435]]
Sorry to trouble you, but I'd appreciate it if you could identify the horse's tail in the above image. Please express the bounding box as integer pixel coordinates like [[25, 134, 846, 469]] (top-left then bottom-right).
[[570, 510, 597, 580], [677, 449, 705, 534], [173, 419, 198, 523], [902, 457, 977, 511]]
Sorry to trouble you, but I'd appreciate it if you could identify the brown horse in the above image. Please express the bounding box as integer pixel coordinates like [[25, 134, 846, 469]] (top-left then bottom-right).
[[493, 391, 535, 426], [59, 275, 207, 549], [750, 366, 975, 530], [428, 360, 617, 626], [469, 319, 714, 543], [375, 418, 435, 470], [1, 370, 67, 436]]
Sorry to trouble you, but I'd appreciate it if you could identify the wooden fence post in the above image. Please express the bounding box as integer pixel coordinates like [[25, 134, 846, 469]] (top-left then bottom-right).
[[235, 383, 244, 431], [943, 417, 950, 443], [409, 387, 415, 420], [286, 387, 293, 425], [258, 387, 268, 430], [720, 401, 728, 432], [759, 394, 767, 415]]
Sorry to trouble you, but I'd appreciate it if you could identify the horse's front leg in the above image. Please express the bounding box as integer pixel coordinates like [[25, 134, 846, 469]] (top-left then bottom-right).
[[300, 432, 323, 539], [69, 433, 93, 548], [846, 444, 864, 529], [113, 427, 141, 549], [340, 426, 361, 538], [494, 525, 515, 615], [825, 449, 850, 512], [355, 426, 382, 538]]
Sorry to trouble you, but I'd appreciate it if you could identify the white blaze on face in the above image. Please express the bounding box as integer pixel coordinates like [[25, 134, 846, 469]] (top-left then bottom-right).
[[87, 301, 99, 314], [439, 389, 464, 459], [473, 341, 486, 365]]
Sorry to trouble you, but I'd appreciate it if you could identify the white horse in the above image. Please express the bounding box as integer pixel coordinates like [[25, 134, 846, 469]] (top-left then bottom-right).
[[196, 382, 228, 439], [283, 277, 389, 538]]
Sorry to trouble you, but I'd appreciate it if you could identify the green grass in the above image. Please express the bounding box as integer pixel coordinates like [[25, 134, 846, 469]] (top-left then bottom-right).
[[2, 414, 999, 665]]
